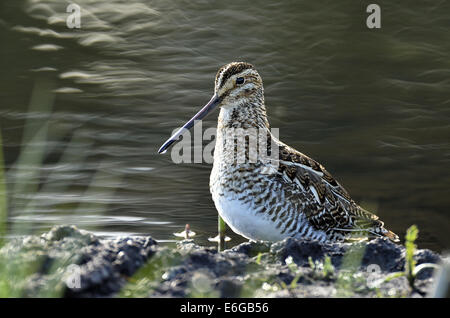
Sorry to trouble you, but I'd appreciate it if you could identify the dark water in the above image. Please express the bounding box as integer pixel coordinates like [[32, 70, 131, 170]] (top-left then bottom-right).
[[0, 0, 449, 251]]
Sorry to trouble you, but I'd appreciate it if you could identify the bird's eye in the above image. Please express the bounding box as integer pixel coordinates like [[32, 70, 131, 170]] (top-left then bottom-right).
[[236, 77, 245, 85]]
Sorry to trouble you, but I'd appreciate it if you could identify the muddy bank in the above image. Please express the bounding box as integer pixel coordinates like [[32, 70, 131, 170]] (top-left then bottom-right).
[[0, 225, 446, 297]]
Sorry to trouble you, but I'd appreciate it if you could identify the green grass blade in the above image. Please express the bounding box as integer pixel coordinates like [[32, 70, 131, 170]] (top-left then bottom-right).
[[0, 129, 7, 245], [405, 225, 418, 287]]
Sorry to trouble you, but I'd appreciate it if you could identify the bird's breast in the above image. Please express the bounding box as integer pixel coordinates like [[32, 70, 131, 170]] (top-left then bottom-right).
[[209, 160, 308, 241]]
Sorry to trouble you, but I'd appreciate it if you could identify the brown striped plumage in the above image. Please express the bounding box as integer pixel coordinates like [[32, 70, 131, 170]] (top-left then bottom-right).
[[275, 142, 399, 242], [209, 62, 399, 243], [159, 61, 399, 243]]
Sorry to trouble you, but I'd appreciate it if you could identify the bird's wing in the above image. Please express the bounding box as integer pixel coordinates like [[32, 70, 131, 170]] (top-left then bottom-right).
[[275, 142, 399, 242]]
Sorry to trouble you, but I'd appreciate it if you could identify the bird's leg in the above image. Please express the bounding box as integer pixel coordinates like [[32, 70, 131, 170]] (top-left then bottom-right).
[[218, 215, 226, 251]]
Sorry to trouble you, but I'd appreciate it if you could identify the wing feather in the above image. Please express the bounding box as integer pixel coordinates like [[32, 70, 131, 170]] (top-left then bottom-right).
[[276, 142, 399, 242]]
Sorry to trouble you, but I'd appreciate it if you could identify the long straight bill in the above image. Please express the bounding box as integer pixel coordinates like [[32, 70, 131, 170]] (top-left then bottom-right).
[[158, 94, 220, 154]]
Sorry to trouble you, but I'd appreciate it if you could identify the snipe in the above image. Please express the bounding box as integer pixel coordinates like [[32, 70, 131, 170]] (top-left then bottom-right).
[[159, 62, 399, 243]]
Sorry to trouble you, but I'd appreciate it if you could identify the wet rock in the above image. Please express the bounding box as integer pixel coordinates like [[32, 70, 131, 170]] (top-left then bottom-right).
[[66, 235, 157, 297], [216, 278, 243, 298], [270, 238, 347, 268], [229, 241, 271, 257], [361, 238, 404, 272], [0, 225, 444, 298], [42, 225, 98, 245], [414, 249, 441, 280], [0, 225, 157, 297]]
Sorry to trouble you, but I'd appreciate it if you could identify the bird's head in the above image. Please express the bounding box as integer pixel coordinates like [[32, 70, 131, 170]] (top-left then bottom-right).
[[214, 62, 264, 109], [158, 62, 265, 154]]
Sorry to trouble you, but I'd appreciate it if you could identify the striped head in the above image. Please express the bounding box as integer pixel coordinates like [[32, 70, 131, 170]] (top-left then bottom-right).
[[214, 62, 264, 109], [158, 62, 267, 154]]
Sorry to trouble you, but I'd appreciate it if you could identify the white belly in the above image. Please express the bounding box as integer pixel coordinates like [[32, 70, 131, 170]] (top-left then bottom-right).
[[211, 191, 288, 242]]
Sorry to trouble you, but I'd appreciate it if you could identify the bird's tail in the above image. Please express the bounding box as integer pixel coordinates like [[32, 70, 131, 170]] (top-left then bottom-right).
[[350, 207, 400, 243]]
